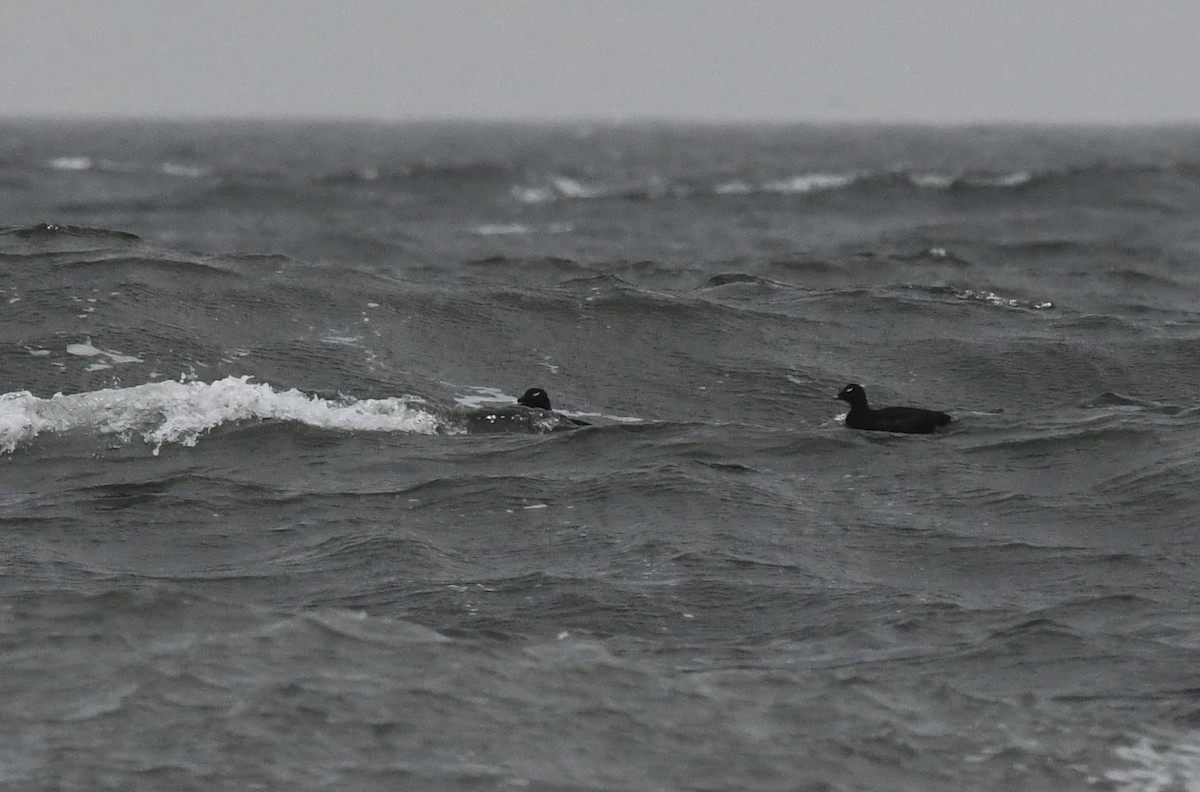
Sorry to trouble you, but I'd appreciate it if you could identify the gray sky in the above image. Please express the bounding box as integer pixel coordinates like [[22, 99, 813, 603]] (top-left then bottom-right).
[[4, 1, 1200, 124]]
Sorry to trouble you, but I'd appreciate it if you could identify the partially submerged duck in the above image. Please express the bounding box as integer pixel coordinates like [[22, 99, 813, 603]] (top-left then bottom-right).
[[517, 387, 590, 427]]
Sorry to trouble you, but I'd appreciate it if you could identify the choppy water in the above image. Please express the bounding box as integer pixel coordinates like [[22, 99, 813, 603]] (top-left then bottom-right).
[[3, 120, 1200, 790]]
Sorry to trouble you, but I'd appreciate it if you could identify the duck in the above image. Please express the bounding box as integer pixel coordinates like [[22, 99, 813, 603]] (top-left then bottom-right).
[[516, 387, 591, 427], [836, 383, 951, 434]]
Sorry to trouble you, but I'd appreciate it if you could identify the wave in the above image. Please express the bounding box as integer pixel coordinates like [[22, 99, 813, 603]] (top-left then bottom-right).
[[1106, 731, 1200, 792], [46, 156, 210, 179], [0, 376, 443, 454], [509, 167, 1040, 204], [700, 273, 788, 290], [759, 172, 863, 194], [1081, 392, 1187, 413], [470, 222, 574, 237], [317, 160, 512, 186], [786, 283, 1056, 315], [507, 161, 1184, 206], [955, 406, 1198, 475], [0, 223, 140, 242], [510, 174, 680, 204], [928, 285, 1056, 311], [0, 375, 611, 454]]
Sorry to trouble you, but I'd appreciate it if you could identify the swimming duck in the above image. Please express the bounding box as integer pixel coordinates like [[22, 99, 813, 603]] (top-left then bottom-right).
[[836, 383, 951, 434], [517, 387, 591, 427]]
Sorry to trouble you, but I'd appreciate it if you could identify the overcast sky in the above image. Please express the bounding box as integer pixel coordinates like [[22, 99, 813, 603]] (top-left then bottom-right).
[[3, 1, 1199, 124]]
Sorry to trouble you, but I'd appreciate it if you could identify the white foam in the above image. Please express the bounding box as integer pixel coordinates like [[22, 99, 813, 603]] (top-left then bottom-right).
[[48, 156, 93, 171], [511, 176, 607, 204], [550, 175, 601, 199], [1105, 732, 1200, 792], [453, 386, 513, 410], [714, 180, 753, 195], [511, 185, 555, 204], [319, 334, 362, 347], [0, 376, 442, 455], [575, 411, 642, 425], [764, 172, 858, 194], [159, 162, 209, 178], [910, 172, 955, 189], [65, 340, 143, 366], [964, 170, 1034, 188], [954, 289, 1055, 310], [65, 342, 103, 357], [474, 223, 532, 236]]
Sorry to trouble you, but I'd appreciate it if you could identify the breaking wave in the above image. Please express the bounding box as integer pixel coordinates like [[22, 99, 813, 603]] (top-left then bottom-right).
[[0, 376, 443, 454]]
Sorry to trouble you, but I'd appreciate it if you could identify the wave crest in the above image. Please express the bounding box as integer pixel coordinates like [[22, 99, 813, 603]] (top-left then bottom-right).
[[0, 223, 140, 241], [0, 376, 442, 454]]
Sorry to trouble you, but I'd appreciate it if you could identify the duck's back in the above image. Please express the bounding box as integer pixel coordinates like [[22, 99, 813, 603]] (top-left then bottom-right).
[[846, 405, 952, 434]]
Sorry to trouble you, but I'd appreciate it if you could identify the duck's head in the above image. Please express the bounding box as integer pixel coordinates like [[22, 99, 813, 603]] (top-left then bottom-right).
[[517, 387, 552, 410], [836, 383, 868, 406]]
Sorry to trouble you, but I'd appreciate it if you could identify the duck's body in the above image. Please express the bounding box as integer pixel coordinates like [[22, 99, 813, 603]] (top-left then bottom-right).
[[836, 383, 951, 434], [517, 388, 590, 427]]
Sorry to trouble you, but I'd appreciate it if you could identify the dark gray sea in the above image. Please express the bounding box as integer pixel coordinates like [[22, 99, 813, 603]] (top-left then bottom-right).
[[3, 120, 1200, 791]]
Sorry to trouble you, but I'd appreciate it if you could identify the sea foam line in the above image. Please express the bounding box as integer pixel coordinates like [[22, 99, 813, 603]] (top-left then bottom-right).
[[1105, 731, 1200, 792], [0, 376, 441, 455], [510, 167, 1040, 204]]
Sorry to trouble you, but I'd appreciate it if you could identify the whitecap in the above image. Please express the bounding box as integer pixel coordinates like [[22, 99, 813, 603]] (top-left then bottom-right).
[[954, 289, 1055, 310], [714, 180, 753, 195], [511, 185, 555, 204], [159, 162, 209, 178], [909, 172, 955, 189], [965, 170, 1034, 188], [48, 156, 93, 171], [0, 376, 442, 454], [763, 172, 857, 194], [474, 223, 532, 236], [550, 175, 602, 199], [1105, 731, 1200, 792]]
